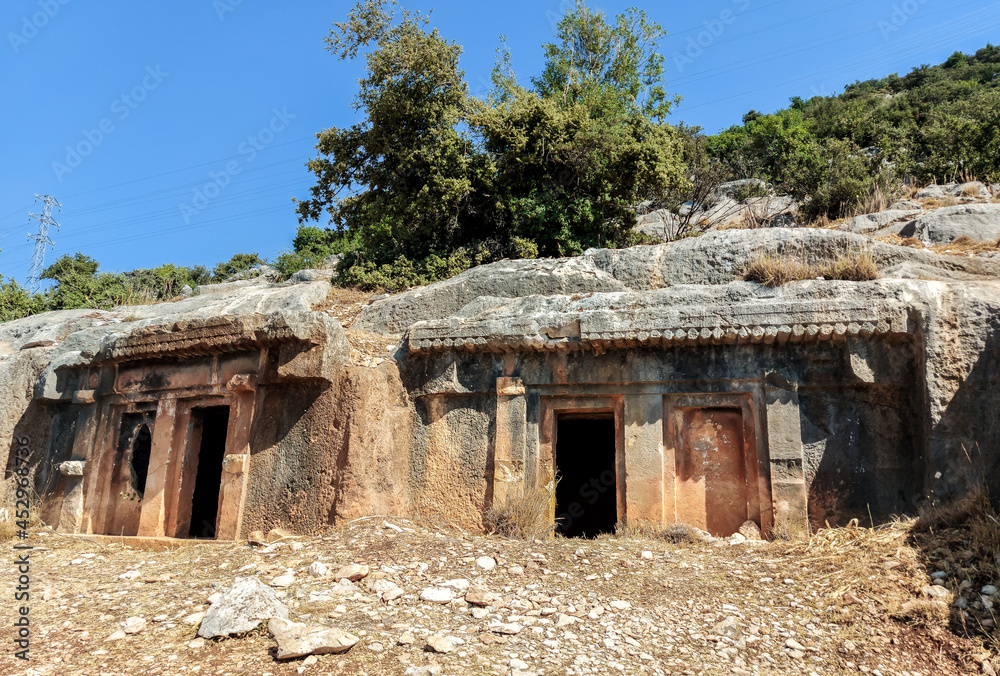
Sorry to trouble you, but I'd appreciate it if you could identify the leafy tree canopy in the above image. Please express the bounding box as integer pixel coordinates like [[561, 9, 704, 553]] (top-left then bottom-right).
[[294, 0, 685, 289]]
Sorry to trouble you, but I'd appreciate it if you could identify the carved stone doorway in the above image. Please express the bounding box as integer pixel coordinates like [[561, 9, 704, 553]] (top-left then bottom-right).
[[555, 414, 617, 538], [187, 406, 230, 539]]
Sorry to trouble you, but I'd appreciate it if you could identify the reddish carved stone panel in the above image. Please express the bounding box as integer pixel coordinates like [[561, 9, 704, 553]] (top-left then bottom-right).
[[673, 407, 749, 537]]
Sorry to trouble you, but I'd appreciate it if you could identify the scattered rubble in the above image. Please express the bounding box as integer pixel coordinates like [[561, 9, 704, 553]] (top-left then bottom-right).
[[15, 517, 994, 675]]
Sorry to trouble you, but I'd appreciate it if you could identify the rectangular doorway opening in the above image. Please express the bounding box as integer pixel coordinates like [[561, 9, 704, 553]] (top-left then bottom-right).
[[188, 406, 230, 539], [555, 414, 617, 538]]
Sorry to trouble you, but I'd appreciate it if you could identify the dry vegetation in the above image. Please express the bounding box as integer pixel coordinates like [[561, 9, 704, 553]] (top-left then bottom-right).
[[12, 505, 997, 676], [931, 235, 1000, 256], [742, 251, 880, 286], [483, 481, 555, 541], [920, 196, 961, 210], [875, 234, 925, 248], [312, 287, 379, 327], [910, 487, 1000, 652]]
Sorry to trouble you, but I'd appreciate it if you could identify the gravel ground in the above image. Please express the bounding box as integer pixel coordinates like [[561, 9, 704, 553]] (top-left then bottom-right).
[[4, 518, 992, 676]]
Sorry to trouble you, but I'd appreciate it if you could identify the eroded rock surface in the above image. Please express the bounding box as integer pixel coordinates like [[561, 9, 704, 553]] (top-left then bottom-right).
[[903, 203, 1000, 244]]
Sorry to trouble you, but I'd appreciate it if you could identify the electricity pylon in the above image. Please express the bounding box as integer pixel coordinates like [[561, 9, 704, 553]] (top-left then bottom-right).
[[26, 194, 61, 293]]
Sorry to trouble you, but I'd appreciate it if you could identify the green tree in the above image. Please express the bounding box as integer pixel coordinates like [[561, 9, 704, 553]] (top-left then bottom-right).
[[474, 90, 684, 254], [531, 0, 677, 121], [297, 0, 495, 287], [297, 0, 685, 288]]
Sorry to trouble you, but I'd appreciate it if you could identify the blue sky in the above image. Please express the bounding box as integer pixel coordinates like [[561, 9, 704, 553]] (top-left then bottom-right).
[[1, 0, 998, 284]]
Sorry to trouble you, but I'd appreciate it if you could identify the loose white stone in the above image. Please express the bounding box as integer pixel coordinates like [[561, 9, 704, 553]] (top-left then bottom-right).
[[425, 635, 456, 654], [419, 587, 455, 604], [123, 617, 146, 635], [308, 562, 329, 578], [271, 571, 295, 588]]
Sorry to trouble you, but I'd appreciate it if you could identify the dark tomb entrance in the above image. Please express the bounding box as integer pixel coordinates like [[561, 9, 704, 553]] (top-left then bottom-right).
[[188, 406, 230, 539], [555, 414, 618, 538], [130, 424, 152, 496]]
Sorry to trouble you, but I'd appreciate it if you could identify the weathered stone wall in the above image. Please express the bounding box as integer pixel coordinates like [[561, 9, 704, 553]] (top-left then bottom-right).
[[4, 238, 1000, 539], [403, 334, 923, 531], [919, 284, 1000, 502], [409, 395, 495, 530], [243, 362, 415, 535]]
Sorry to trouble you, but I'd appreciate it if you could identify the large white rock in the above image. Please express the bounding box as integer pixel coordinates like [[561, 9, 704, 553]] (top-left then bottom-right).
[[197, 577, 290, 638], [904, 204, 1000, 244], [268, 617, 358, 659]]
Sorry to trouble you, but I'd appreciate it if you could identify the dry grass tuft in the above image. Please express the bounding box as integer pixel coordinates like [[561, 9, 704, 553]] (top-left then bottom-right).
[[779, 519, 919, 601], [613, 520, 699, 544], [660, 522, 698, 544], [963, 185, 981, 198], [913, 485, 995, 534], [929, 236, 1000, 256], [920, 196, 961, 209], [911, 486, 1000, 650], [854, 182, 901, 216], [742, 256, 814, 286], [769, 517, 811, 541], [877, 234, 925, 249], [743, 251, 880, 286], [891, 599, 951, 628], [484, 481, 554, 540]]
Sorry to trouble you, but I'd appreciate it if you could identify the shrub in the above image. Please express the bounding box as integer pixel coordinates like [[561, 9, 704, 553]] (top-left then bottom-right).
[[42, 254, 154, 310], [0, 276, 45, 323], [211, 253, 265, 281], [483, 481, 554, 540], [660, 522, 697, 544]]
